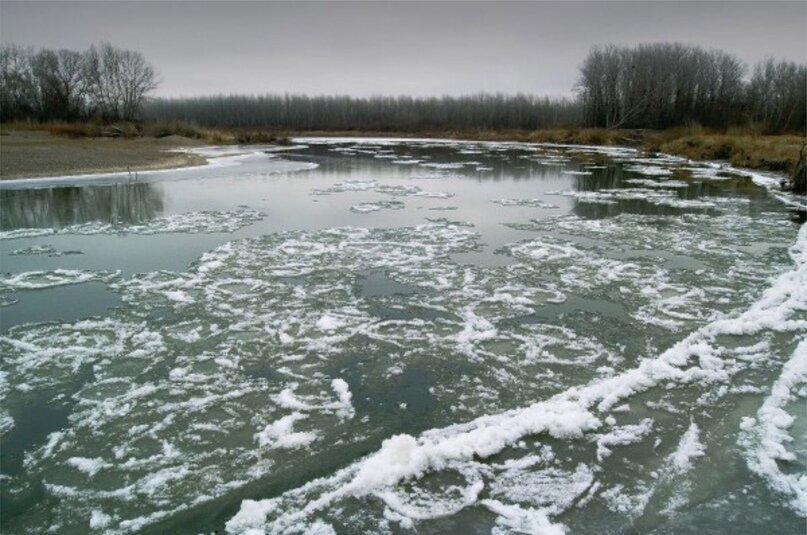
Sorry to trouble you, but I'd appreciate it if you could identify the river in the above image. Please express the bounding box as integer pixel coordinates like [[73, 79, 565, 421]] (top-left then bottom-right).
[[0, 138, 804, 534]]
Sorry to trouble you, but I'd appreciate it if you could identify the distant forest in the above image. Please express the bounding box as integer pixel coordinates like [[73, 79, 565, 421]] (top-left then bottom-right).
[[1, 42, 805, 133], [145, 94, 583, 131]]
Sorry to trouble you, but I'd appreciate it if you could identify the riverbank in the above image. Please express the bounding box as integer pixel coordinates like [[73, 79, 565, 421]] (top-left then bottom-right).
[[0, 130, 208, 179], [1, 123, 804, 192]]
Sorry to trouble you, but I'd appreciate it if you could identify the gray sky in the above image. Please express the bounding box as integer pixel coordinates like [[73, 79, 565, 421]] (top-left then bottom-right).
[[1, 1, 805, 98]]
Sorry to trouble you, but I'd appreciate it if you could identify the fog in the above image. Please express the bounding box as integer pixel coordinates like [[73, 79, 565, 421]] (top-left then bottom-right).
[[1, 1, 805, 97]]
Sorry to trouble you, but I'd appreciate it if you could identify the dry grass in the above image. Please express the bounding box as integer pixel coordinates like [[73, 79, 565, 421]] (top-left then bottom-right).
[[147, 121, 209, 140], [0, 120, 291, 145], [521, 128, 629, 145], [231, 129, 290, 144], [0, 120, 49, 132], [139, 122, 291, 145], [644, 126, 806, 174], [46, 122, 104, 138]]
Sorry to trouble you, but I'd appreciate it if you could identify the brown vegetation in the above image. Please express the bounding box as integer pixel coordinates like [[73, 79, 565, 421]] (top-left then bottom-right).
[[0, 120, 291, 145], [2, 121, 804, 189], [643, 126, 806, 180]]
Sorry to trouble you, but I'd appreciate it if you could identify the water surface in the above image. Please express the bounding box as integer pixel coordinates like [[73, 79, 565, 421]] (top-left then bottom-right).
[[0, 139, 804, 534]]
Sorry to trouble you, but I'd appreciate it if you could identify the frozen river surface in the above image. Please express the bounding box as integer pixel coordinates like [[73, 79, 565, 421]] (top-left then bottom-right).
[[0, 138, 805, 534]]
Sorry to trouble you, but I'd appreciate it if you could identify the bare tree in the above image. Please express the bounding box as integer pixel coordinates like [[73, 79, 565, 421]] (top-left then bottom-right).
[[577, 43, 753, 130], [85, 42, 158, 121], [0, 44, 38, 121], [748, 59, 807, 133], [117, 47, 159, 121], [142, 92, 583, 131], [2, 40, 803, 134], [30, 48, 89, 120], [54, 49, 90, 119]]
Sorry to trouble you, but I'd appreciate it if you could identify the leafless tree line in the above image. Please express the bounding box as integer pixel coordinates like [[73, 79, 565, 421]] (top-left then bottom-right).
[[2, 41, 804, 134], [0, 43, 158, 122], [143, 93, 582, 131], [145, 43, 805, 133], [578, 43, 806, 132]]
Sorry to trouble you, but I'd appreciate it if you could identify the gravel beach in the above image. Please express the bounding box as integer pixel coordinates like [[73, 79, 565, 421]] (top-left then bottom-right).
[[0, 131, 207, 179]]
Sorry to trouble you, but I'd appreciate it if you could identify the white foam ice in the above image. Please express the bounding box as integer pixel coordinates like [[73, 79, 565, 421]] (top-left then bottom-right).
[[491, 198, 559, 209], [315, 314, 344, 332], [739, 338, 807, 516], [548, 188, 722, 210], [272, 380, 355, 420], [0, 371, 12, 434], [453, 305, 498, 361], [3, 139, 804, 532], [421, 162, 466, 170], [482, 499, 567, 535], [350, 200, 405, 213], [311, 179, 378, 194], [312, 180, 451, 200], [487, 463, 594, 514], [90, 509, 114, 529], [623, 178, 689, 188], [411, 190, 454, 199], [67, 456, 110, 477], [600, 483, 653, 518], [255, 413, 318, 449], [623, 165, 674, 177], [594, 419, 654, 461], [225, 220, 806, 532], [0, 269, 118, 291], [10, 244, 59, 256], [668, 422, 705, 472], [0, 208, 265, 240]]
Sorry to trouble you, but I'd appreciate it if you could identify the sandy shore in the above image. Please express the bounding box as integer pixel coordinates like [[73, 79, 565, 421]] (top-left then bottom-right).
[[0, 131, 208, 180]]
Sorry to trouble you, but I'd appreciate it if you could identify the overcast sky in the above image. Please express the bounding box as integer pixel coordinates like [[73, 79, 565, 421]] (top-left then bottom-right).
[[1, 1, 805, 98]]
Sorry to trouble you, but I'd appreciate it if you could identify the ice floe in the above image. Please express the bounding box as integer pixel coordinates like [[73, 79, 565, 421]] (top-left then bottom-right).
[[0, 208, 265, 240], [3, 138, 804, 533], [350, 200, 405, 213]]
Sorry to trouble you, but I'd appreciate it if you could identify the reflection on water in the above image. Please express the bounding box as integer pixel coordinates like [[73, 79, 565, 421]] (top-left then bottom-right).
[[0, 182, 164, 230], [301, 143, 582, 183], [569, 165, 771, 219]]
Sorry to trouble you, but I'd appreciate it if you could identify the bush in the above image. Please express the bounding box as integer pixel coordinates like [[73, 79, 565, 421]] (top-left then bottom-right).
[[146, 121, 207, 139], [47, 122, 103, 138], [233, 130, 290, 144]]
